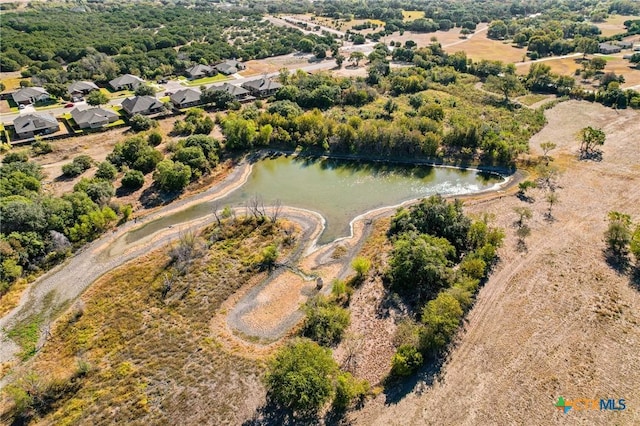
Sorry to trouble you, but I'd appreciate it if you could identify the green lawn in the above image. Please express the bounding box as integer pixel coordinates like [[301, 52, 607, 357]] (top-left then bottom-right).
[[183, 74, 229, 86], [101, 87, 134, 99]]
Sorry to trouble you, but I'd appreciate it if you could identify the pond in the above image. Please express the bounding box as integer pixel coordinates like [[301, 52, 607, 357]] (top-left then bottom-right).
[[121, 155, 505, 248]]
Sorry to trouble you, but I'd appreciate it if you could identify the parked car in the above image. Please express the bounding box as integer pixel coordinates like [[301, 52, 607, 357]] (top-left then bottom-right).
[[18, 104, 25, 110], [65, 103, 74, 108]]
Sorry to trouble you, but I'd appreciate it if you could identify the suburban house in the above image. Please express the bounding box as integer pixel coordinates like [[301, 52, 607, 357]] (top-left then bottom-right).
[[241, 78, 283, 97], [169, 88, 202, 109], [218, 82, 252, 102], [67, 81, 99, 99], [11, 87, 50, 105], [13, 112, 59, 139], [70, 105, 119, 129], [109, 74, 144, 91], [215, 60, 246, 75], [598, 43, 621, 54], [121, 95, 164, 115], [185, 64, 215, 79]]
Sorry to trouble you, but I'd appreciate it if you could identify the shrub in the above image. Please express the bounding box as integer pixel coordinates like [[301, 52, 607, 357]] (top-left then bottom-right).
[[95, 161, 118, 180], [130, 114, 158, 132], [31, 140, 53, 156], [302, 296, 350, 346], [420, 292, 463, 353], [390, 344, 423, 377], [3, 151, 29, 164], [153, 160, 192, 192], [333, 372, 369, 410], [147, 131, 163, 146], [61, 155, 93, 177], [121, 170, 145, 189], [351, 256, 371, 280], [264, 339, 337, 413]]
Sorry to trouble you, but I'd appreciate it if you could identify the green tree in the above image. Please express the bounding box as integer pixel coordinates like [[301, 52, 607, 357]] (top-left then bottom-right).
[[264, 339, 337, 413], [485, 73, 523, 103], [605, 211, 632, 259], [129, 114, 158, 132], [95, 161, 117, 180], [298, 38, 316, 53], [390, 344, 423, 377], [86, 90, 109, 106], [333, 372, 368, 411], [578, 126, 605, 158], [420, 292, 463, 352], [173, 146, 208, 175], [302, 296, 350, 346], [349, 51, 365, 66], [153, 160, 192, 192], [147, 131, 163, 146], [351, 256, 371, 280], [134, 84, 156, 96], [121, 170, 145, 189], [630, 224, 640, 264]]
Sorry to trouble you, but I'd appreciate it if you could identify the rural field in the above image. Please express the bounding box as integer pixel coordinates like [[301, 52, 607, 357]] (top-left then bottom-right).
[[596, 14, 640, 36], [348, 100, 640, 425]]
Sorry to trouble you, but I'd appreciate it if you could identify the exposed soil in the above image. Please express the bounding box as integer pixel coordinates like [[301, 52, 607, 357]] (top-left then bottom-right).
[[347, 100, 640, 425]]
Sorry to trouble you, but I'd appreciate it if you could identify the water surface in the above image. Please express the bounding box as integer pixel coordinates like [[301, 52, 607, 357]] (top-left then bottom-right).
[[124, 155, 504, 246]]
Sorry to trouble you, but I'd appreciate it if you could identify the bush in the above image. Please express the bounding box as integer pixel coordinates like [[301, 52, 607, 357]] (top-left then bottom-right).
[[333, 372, 369, 410], [31, 140, 53, 156], [302, 296, 350, 346], [390, 344, 423, 377], [265, 339, 337, 413], [351, 256, 371, 280], [420, 292, 463, 353], [61, 155, 93, 177], [130, 114, 158, 132], [3, 151, 29, 164], [153, 159, 192, 192], [147, 131, 163, 146], [95, 161, 118, 180], [121, 170, 145, 189]]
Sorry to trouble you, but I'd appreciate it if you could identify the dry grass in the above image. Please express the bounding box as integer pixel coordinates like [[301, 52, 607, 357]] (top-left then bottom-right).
[[0, 219, 298, 425], [445, 30, 527, 62], [348, 101, 640, 425], [402, 11, 425, 21], [596, 14, 640, 37]]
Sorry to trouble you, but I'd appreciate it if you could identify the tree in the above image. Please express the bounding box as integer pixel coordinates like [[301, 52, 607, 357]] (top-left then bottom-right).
[[605, 211, 632, 259], [546, 192, 559, 218], [576, 37, 599, 58], [351, 256, 371, 280], [485, 73, 523, 103], [134, 84, 155, 96], [488, 20, 508, 39], [589, 57, 607, 71], [95, 161, 117, 180], [349, 51, 365, 67], [390, 344, 423, 377], [578, 126, 605, 158], [129, 114, 158, 132], [121, 170, 145, 189], [298, 38, 315, 53], [153, 160, 192, 192], [383, 99, 398, 117], [264, 339, 337, 413], [86, 90, 109, 106], [147, 131, 163, 146], [201, 88, 235, 110], [420, 292, 463, 352], [517, 180, 537, 200], [513, 206, 532, 227], [313, 44, 328, 59], [302, 296, 350, 346], [61, 155, 93, 177], [335, 54, 345, 68], [540, 141, 557, 160], [630, 225, 640, 264]]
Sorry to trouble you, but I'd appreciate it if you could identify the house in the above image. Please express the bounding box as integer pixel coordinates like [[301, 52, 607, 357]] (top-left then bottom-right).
[[70, 105, 119, 129], [169, 88, 202, 109], [598, 43, 621, 54], [11, 87, 50, 105], [634, 45, 640, 52], [241, 78, 283, 97], [215, 60, 246, 75], [13, 112, 59, 139], [218, 83, 252, 101], [185, 64, 214, 79], [109, 74, 144, 91], [618, 41, 633, 49], [67, 81, 99, 98], [121, 95, 164, 116]]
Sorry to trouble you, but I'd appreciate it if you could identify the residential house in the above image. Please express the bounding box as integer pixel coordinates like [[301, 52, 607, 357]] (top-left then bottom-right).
[[598, 43, 621, 54], [241, 78, 283, 98], [218, 83, 252, 101], [185, 64, 215, 79], [618, 41, 633, 49], [215, 60, 246, 75], [71, 105, 119, 129], [11, 87, 50, 105], [109, 74, 144, 91], [13, 112, 59, 139], [121, 95, 164, 116], [170, 88, 203, 109], [67, 81, 99, 99]]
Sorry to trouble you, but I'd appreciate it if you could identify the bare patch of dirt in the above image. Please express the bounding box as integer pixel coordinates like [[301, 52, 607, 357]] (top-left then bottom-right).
[[349, 101, 640, 425]]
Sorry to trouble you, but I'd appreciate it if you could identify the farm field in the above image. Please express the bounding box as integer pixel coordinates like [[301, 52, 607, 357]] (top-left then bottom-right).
[[596, 14, 640, 36]]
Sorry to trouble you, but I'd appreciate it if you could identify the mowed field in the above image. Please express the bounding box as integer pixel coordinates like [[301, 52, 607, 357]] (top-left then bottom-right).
[[443, 26, 527, 62], [350, 100, 640, 425], [596, 14, 640, 37], [516, 56, 640, 89]]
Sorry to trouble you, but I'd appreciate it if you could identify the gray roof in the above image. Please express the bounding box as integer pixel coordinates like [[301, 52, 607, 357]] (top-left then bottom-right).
[[12, 87, 49, 103], [241, 78, 283, 92], [67, 81, 99, 94], [121, 96, 163, 114], [13, 112, 58, 133], [170, 88, 202, 105], [71, 105, 119, 126], [215, 60, 243, 74], [109, 74, 144, 87], [186, 64, 213, 77], [599, 43, 621, 52], [219, 83, 249, 97]]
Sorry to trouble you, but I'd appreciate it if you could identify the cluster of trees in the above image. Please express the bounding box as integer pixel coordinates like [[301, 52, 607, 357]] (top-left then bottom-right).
[[0, 155, 125, 296], [264, 339, 369, 414], [2, 4, 315, 82], [605, 211, 640, 267], [385, 195, 504, 376]]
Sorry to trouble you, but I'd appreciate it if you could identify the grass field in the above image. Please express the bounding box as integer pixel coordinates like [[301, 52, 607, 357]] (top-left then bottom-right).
[[182, 74, 229, 86], [444, 29, 526, 62], [402, 10, 425, 21], [596, 14, 640, 37]]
